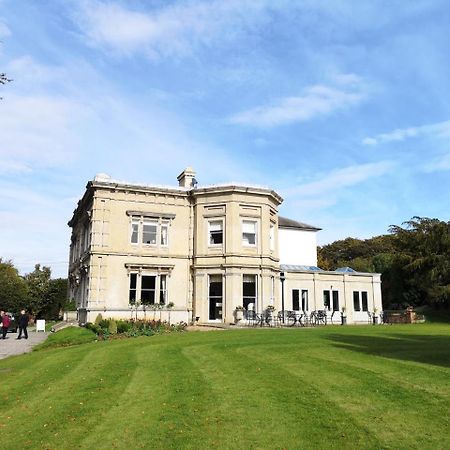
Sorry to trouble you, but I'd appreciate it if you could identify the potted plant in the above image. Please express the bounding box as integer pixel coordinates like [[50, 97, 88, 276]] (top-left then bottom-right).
[[372, 308, 379, 325], [235, 305, 245, 322], [340, 307, 347, 325]]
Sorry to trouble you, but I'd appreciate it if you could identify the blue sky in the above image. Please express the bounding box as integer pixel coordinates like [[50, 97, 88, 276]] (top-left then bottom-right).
[[1, 0, 450, 278]]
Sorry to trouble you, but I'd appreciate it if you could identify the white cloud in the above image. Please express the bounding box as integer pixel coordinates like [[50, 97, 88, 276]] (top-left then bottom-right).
[[0, 94, 85, 170], [74, 0, 270, 58], [229, 79, 367, 127], [362, 119, 450, 146], [0, 160, 32, 175], [282, 161, 393, 198], [0, 21, 11, 39], [423, 152, 450, 172]]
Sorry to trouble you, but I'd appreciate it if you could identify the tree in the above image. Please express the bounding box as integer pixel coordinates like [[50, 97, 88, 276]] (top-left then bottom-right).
[[0, 259, 27, 312], [389, 217, 450, 307], [319, 217, 450, 309], [24, 264, 52, 317]]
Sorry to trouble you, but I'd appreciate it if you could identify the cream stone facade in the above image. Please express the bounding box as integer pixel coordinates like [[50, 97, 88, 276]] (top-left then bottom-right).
[[68, 168, 382, 325]]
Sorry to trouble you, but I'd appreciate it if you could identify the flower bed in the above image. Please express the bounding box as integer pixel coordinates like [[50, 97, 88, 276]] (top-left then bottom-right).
[[85, 315, 187, 340]]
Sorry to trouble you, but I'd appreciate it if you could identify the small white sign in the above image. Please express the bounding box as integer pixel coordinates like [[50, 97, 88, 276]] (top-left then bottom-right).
[[36, 319, 46, 332]]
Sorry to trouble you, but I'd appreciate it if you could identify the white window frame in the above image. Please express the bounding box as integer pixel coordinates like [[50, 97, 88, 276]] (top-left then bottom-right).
[[242, 220, 258, 247], [130, 217, 170, 248], [208, 219, 224, 247], [243, 274, 257, 310], [129, 272, 169, 305]]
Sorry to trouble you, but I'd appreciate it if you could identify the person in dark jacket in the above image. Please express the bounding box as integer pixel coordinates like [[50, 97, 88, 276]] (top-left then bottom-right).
[[1, 311, 11, 339], [17, 309, 29, 340]]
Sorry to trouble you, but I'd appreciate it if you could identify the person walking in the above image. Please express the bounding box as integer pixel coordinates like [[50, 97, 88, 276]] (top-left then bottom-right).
[[17, 309, 29, 340], [1, 311, 11, 339]]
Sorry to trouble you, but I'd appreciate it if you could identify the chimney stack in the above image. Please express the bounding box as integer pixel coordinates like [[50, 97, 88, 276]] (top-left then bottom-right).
[[177, 167, 197, 188]]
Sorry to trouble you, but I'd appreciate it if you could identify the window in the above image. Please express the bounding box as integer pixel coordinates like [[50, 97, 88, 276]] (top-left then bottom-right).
[[129, 273, 137, 303], [242, 220, 257, 246], [292, 289, 300, 311], [130, 217, 170, 247], [353, 291, 368, 312], [361, 291, 368, 311], [301, 290, 308, 311], [209, 220, 223, 246], [129, 273, 168, 305], [323, 290, 330, 310], [131, 219, 139, 244], [332, 291, 339, 311], [160, 223, 168, 246], [243, 274, 257, 309], [159, 275, 167, 304], [209, 275, 223, 320], [269, 223, 275, 251], [353, 291, 360, 311], [141, 275, 156, 304]]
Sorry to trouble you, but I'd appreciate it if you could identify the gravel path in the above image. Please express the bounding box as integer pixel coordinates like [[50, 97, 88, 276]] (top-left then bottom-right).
[[0, 331, 48, 360]]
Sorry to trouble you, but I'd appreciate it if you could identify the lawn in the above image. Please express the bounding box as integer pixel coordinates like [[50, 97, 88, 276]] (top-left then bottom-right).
[[0, 324, 449, 450]]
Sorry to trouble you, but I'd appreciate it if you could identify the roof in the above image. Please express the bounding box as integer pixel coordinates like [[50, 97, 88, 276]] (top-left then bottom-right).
[[281, 264, 380, 276], [280, 264, 323, 272], [335, 267, 356, 273], [278, 216, 321, 231]]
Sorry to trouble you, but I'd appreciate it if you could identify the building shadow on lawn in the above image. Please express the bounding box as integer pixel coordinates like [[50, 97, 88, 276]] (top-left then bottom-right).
[[327, 333, 450, 368]]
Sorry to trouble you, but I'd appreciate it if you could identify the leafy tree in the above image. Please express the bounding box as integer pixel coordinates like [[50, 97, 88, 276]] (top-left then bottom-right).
[[319, 217, 450, 309], [0, 259, 27, 312], [24, 264, 52, 317], [389, 217, 450, 307], [42, 278, 69, 319]]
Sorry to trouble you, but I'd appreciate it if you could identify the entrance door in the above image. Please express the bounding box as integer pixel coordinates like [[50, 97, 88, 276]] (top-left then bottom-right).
[[209, 275, 223, 320]]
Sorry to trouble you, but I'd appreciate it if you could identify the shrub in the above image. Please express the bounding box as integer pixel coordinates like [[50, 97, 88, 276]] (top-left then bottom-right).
[[94, 313, 103, 325], [85, 322, 102, 335], [83, 318, 186, 339], [117, 320, 131, 334], [108, 319, 118, 335], [98, 319, 110, 329]]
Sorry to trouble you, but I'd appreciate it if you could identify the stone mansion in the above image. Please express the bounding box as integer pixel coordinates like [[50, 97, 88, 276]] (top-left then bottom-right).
[[68, 168, 382, 325]]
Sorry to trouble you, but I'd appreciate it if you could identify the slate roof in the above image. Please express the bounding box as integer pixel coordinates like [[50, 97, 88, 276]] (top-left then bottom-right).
[[278, 216, 321, 231]]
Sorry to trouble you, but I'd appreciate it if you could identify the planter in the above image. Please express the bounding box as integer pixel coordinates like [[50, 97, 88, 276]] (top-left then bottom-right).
[[372, 316, 379, 325], [341, 315, 347, 326], [235, 310, 244, 322]]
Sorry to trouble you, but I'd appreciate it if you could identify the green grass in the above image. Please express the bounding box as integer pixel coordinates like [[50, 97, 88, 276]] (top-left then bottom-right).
[[33, 327, 97, 350], [0, 324, 449, 450]]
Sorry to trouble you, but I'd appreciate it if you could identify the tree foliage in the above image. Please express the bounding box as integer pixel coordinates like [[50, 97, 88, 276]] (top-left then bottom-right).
[[0, 261, 68, 318], [318, 217, 450, 308], [0, 259, 27, 312]]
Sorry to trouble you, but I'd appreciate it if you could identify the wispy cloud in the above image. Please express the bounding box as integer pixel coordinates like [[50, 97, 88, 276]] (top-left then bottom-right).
[[229, 78, 367, 127], [362, 119, 450, 146], [0, 94, 85, 171], [0, 21, 11, 39], [73, 0, 270, 58], [423, 152, 450, 172], [0, 160, 32, 175], [282, 161, 393, 198]]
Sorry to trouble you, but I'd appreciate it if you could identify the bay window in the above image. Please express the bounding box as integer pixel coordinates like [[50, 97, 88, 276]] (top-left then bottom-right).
[[208, 220, 224, 246], [242, 220, 257, 246]]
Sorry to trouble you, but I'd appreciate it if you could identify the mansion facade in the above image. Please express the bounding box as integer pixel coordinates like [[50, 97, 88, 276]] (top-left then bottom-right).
[[68, 168, 382, 325]]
